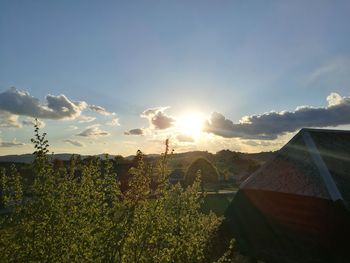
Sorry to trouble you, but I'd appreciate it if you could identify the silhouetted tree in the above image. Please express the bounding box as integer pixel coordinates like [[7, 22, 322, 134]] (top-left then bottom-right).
[[185, 158, 219, 188]]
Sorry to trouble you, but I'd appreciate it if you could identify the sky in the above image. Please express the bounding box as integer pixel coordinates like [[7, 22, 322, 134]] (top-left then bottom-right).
[[1, 0, 350, 156]]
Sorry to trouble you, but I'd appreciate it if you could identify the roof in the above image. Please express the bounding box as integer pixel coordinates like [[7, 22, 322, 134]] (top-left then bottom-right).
[[240, 128, 350, 208]]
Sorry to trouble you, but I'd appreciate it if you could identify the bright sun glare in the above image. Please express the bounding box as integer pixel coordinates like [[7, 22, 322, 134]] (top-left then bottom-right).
[[176, 112, 205, 138]]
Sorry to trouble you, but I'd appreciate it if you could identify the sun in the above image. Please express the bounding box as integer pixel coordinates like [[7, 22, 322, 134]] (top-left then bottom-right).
[[176, 112, 205, 138]]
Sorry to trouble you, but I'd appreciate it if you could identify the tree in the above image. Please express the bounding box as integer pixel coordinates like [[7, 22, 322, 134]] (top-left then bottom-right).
[[185, 158, 219, 188]]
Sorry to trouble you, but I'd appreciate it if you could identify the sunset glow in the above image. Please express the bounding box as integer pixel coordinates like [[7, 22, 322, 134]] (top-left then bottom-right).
[[176, 112, 205, 138]]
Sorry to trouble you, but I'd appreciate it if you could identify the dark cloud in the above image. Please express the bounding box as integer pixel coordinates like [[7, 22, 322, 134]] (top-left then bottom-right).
[[124, 128, 144, 135], [176, 134, 194, 142], [0, 87, 87, 120], [141, 107, 174, 130], [64, 139, 84, 147], [0, 88, 117, 124], [89, 105, 113, 116], [77, 125, 110, 138], [204, 93, 350, 140]]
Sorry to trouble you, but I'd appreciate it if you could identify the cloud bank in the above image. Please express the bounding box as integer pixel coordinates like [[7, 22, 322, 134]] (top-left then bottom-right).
[[204, 92, 350, 140], [0, 87, 87, 120], [0, 88, 118, 127]]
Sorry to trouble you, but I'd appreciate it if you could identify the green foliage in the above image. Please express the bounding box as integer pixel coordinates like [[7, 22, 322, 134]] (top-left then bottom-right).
[[0, 124, 222, 262], [185, 158, 219, 188]]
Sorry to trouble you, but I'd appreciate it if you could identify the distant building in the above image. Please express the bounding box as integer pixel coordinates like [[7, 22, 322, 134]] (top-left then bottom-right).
[[224, 128, 350, 263]]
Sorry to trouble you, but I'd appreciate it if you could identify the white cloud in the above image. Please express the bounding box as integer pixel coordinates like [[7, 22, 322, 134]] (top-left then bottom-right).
[[204, 92, 350, 140], [0, 111, 21, 128]]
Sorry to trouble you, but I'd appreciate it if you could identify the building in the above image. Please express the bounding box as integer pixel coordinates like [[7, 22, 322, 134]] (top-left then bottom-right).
[[224, 128, 350, 263]]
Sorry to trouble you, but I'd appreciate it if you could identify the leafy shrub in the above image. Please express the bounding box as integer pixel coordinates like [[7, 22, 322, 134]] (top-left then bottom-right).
[[0, 122, 222, 262]]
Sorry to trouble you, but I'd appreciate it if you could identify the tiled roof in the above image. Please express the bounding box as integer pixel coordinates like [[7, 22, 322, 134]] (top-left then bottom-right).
[[240, 128, 350, 208]]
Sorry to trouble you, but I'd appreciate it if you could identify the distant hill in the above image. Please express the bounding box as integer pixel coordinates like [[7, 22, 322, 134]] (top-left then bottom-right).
[[0, 150, 276, 165], [0, 153, 86, 163], [0, 150, 277, 189]]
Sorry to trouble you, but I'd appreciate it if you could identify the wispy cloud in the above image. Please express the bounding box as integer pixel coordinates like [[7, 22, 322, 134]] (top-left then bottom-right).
[[306, 57, 350, 86], [176, 134, 194, 143], [107, 117, 120, 126], [204, 92, 350, 140], [64, 139, 85, 147], [0, 138, 25, 147], [78, 115, 96, 123], [22, 118, 45, 128]]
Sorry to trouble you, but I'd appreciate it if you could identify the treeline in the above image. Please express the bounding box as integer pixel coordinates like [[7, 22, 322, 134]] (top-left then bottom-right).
[[0, 124, 249, 262]]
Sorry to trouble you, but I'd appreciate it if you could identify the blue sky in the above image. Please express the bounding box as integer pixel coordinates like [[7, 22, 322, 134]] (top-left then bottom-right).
[[1, 0, 350, 155]]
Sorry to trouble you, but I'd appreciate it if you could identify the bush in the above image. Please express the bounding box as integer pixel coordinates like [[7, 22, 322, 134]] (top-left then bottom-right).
[[0, 123, 221, 262]]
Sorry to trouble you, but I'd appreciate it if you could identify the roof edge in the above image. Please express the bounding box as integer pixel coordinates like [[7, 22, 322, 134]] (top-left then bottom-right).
[[300, 128, 350, 134]]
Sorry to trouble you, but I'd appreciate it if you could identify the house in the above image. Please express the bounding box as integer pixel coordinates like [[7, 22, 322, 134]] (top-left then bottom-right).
[[223, 128, 350, 263]]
